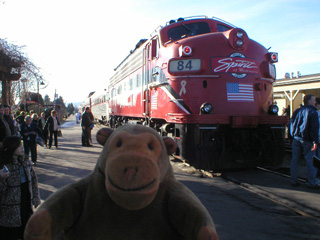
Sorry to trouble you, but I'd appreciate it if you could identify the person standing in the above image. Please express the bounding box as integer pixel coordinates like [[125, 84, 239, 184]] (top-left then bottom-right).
[[88, 110, 94, 144], [315, 97, 320, 179], [15, 111, 26, 130], [3, 105, 17, 136], [38, 112, 48, 147], [0, 136, 41, 239], [31, 113, 39, 124], [289, 94, 320, 188], [81, 107, 93, 146], [44, 110, 60, 149], [0, 105, 11, 148], [20, 116, 39, 165], [76, 111, 81, 124]]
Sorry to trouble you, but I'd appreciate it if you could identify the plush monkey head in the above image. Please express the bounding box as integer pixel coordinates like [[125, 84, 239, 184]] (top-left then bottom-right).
[[96, 125, 176, 210]]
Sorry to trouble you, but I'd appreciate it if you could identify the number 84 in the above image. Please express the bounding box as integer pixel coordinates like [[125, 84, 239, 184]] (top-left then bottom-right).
[[177, 60, 193, 71]]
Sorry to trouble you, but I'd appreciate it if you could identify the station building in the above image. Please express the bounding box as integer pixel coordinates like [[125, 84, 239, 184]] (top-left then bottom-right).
[[273, 72, 320, 117]]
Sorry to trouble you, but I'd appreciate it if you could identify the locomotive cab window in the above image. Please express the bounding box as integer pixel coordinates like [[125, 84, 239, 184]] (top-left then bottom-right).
[[151, 38, 159, 60], [217, 24, 232, 32], [167, 22, 210, 41]]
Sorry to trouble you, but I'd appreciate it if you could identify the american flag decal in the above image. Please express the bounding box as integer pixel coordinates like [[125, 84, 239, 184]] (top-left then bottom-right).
[[227, 83, 254, 102], [151, 92, 158, 110]]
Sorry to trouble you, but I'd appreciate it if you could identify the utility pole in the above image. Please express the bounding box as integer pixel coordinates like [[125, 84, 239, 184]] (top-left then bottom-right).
[[36, 79, 45, 114], [54, 89, 57, 109], [21, 78, 28, 111]]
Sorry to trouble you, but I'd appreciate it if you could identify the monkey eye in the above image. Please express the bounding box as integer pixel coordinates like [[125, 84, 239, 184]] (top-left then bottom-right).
[[148, 143, 154, 150], [116, 139, 122, 148]]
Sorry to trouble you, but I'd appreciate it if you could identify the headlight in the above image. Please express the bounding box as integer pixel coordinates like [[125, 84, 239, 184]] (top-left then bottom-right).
[[200, 102, 213, 114], [227, 28, 247, 50], [236, 31, 244, 38], [236, 39, 244, 47], [268, 104, 279, 115]]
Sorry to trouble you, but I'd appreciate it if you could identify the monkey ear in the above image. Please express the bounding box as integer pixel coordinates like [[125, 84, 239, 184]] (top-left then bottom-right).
[[162, 137, 177, 155], [96, 128, 114, 146]]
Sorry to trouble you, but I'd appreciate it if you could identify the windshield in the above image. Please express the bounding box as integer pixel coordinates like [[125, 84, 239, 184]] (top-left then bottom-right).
[[167, 22, 210, 41]]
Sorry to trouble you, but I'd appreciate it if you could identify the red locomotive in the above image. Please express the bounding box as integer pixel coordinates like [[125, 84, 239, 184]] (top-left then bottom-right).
[[106, 16, 288, 170]]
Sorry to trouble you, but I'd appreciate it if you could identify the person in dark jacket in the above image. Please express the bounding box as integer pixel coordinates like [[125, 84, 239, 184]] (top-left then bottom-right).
[[81, 107, 93, 146], [0, 105, 11, 148], [44, 110, 60, 149], [3, 105, 17, 136], [20, 116, 41, 164], [38, 112, 48, 147], [289, 94, 320, 188], [15, 111, 26, 126]]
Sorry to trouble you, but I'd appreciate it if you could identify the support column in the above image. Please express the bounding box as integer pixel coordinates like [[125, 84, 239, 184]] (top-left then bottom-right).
[[1, 72, 8, 105]]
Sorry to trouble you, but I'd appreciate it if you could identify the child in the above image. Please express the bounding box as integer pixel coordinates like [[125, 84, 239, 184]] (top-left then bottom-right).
[[0, 136, 41, 239]]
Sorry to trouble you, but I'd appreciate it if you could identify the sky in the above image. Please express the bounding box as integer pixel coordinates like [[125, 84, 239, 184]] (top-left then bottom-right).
[[0, 0, 320, 105]]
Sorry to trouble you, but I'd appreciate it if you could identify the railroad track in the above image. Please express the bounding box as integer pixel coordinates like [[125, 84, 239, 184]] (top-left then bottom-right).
[[170, 155, 319, 219], [257, 166, 306, 183], [221, 167, 319, 219]]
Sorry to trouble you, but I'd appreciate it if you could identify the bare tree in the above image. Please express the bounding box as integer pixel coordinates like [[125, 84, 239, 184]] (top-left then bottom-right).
[[0, 38, 47, 105]]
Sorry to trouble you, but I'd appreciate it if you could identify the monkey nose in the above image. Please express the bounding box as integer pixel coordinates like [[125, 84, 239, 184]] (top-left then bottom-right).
[[124, 167, 138, 182]]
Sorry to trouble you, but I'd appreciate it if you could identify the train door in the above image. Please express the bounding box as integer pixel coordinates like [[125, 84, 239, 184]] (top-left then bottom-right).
[[105, 90, 110, 122], [142, 43, 152, 119], [142, 38, 159, 122]]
